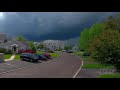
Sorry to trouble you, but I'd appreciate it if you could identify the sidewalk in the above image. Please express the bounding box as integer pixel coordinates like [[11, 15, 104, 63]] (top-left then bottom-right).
[[5, 55, 16, 61]]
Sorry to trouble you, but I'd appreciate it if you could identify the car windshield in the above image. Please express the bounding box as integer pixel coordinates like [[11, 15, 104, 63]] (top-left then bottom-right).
[[40, 55, 46, 58], [32, 54, 39, 58]]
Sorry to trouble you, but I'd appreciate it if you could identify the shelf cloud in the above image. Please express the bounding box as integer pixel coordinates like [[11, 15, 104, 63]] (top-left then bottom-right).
[[0, 12, 119, 41]]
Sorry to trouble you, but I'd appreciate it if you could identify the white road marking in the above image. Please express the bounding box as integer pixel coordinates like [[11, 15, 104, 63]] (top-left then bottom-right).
[[0, 64, 38, 75], [5, 63, 20, 68], [73, 55, 84, 78], [0, 58, 58, 75]]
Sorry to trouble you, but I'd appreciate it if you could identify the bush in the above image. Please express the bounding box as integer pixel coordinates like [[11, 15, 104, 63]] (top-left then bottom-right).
[[82, 52, 90, 56], [87, 29, 120, 71], [18, 49, 36, 54], [80, 49, 85, 51], [0, 48, 6, 53], [64, 45, 72, 50], [0, 48, 12, 54], [28, 42, 36, 51], [5, 49, 12, 54]]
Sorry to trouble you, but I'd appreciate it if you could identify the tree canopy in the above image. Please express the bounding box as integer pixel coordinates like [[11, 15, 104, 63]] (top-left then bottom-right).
[[37, 43, 44, 49], [79, 14, 120, 71], [16, 36, 27, 41], [28, 42, 36, 51], [64, 45, 72, 50]]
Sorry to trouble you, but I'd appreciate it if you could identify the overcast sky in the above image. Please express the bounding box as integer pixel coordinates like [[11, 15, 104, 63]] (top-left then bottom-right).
[[0, 12, 119, 41]]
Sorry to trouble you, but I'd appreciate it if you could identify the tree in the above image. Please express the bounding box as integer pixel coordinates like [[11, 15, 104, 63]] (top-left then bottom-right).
[[80, 14, 120, 71], [79, 28, 90, 50], [79, 23, 104, 50], [104, 16, 115, 29], [37, 43, 44, 49], [16, 36, 27, 41], [87, 29, 120, 71], [89, 23, 104, 40], [28, 42, 36, 51], [64, 45, 72, 50]]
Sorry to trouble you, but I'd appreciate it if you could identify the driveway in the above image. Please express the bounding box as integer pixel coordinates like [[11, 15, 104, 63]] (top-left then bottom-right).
[[0, 52, 82, 78]]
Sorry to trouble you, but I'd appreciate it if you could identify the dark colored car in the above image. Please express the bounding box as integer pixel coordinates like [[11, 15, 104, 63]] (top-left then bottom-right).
[[48, 50, 54, 53], [20, 53, 40, 62], [35, 54, 48, 60], [62, 50, 67, 52], [66, 50, 73, 53], [43, 53, 51, 59], [82, 52, 90, 56], [43, 50, 48, 52]]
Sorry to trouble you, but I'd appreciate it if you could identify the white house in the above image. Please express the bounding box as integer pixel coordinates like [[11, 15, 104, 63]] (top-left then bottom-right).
[[72, 45, 79, 52], [0, 34, 28, 53], [42, 40, 64, 51]]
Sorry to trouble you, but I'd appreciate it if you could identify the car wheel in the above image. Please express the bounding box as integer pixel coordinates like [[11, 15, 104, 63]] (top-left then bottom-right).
[[30, 59, 33, 62]]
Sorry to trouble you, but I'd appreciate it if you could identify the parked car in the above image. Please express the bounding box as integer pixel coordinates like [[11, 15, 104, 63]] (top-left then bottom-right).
[[37, 49, 41, 51], [82, 52, 90, 56], [47, 50, 54, 53], [62, 50, 67, 52], [43, 50, 48, 52], [20, 53, 39, 62], [43, 53, 51, 59], [35, 54, 48, 60], [66, 50, 73, 53]]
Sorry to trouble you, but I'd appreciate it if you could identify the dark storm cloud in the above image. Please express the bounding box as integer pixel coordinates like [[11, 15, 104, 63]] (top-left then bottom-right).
[[0, 12, 119, 41]]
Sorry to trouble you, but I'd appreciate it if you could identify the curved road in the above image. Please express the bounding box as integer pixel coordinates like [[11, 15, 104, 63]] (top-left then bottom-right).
[[0, 52, 82, 78]]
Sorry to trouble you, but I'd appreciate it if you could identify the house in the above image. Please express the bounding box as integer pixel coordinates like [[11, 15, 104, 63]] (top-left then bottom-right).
[[72, 45, 79, 52], [42, 40, 64, 51], [0, 34, 28, 54], [0, 33, 7, 43]]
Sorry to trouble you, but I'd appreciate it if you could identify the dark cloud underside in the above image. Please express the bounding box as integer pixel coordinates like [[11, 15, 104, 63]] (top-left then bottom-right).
[[0, 12, 119, 41]]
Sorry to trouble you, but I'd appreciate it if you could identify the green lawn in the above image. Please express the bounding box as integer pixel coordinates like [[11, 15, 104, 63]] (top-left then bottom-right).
[[36, 51, 59, 58], [14, 54, 20, 60], [74, 51, 113, 69], [82, 63, 113, 69], [4, 54, 12, 59], [98, 74, 120, 78], [36, 51, 44, 54], [48, 53, 59, 58], [74, 51, 84, 56]]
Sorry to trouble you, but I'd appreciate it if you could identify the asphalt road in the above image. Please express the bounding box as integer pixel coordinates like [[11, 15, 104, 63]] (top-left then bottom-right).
[[0, 52, 82, 78]]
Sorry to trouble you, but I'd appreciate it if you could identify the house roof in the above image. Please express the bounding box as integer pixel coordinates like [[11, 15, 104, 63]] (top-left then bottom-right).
[[0, 34, 7, 42], [0, 40, 27, 48], [19, 41, 29, 46]]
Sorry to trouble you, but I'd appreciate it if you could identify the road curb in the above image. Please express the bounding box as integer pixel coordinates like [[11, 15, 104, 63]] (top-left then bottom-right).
[[72, 54, 84, 78]]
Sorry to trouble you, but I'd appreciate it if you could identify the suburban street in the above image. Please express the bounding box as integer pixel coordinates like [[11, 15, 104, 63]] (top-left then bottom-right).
[[0, 52, 82, 78]]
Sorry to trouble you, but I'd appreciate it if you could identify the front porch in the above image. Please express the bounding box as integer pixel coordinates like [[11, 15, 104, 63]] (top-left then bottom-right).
[[11, 44, 19, 54]]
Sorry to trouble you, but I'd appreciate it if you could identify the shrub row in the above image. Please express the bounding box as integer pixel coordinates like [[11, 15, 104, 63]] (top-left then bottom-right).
[[0, 48, 12, 54], [18, 50, 36, 54]]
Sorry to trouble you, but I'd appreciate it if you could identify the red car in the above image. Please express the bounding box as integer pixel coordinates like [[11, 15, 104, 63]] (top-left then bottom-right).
[[18, 50, 36, 54], [43, 53, 51, 59]]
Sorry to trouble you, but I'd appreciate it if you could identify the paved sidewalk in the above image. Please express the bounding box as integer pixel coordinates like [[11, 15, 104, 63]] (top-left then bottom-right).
[[5, 55, 16, 61]]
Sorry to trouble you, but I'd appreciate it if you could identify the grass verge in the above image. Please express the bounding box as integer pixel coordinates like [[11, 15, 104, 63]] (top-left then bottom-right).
[[14, 54, 20, 60], [4, 54, 12, 59], [74, 51, 113, 69], [82, 63, 113, 69], [98, 74, 120, 78]]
